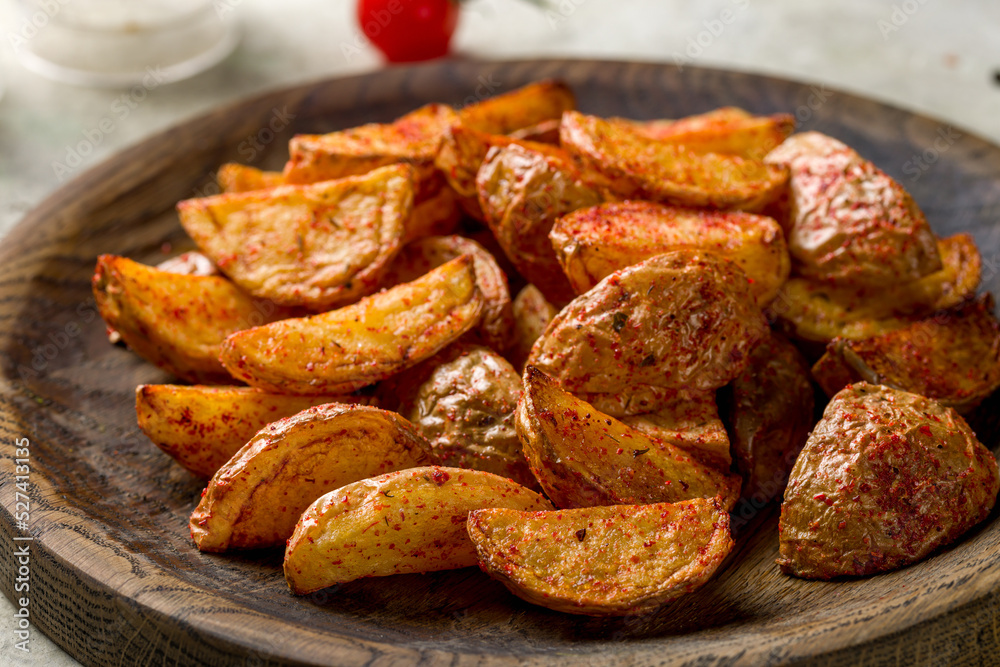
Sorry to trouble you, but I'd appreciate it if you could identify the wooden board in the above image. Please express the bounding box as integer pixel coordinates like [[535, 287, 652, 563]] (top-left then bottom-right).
[[2, 59, 1000, 667]]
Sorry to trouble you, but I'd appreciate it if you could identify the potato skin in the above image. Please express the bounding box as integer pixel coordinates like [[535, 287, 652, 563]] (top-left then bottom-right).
[[220, 255, 483, 394], [527, 250, 768, 396], [283, 466, 552, 594], [621, 391, 732, 467], [765, 132, 941, 287], [135, 385, 373, 478], [468, 498, 733, 616], [92, 255, 276, 384], [178, 164, 413, 310], [508, 284, 559, 372], [778, 383, 999, 579], [190, 404, 433, 552], [517, 367, 740, 511], [560, 111, 788, 211], [551, 201, 790, 305]]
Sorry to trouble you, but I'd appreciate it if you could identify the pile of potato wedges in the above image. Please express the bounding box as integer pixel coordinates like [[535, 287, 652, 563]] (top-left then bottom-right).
[[94, 80, 1000, 617]]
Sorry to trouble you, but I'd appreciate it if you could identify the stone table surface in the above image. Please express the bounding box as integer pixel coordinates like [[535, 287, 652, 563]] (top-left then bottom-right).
[[0, 0, 998, 664]]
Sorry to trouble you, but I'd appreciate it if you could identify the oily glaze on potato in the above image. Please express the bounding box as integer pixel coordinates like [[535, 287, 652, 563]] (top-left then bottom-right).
[[178, 164, 413, 310], [283, 466, 552, 594], [517, 368, 741, 510], [379, 235, 514, 351], [508, 284, 559, 371], [551, 201, 790, 304], [778, 383, 999, 579], [190, 404, 432, 552], [560, 111, 788, 211], [811, 294, 1000, 413], [632, 108, 795, 158], [220, 255, 483, 395], [135, 385, 373, 478], [477, 143, 606, 306], [765, 132, 941, 286], [769, 233, 981, 343], [468, 498, 733, 616], [93, 255, 280, 384], [216, 163, 284, 193], [527, 250, 768, 396], [725, 331, 814, 505], [621, 391, 732, 467]]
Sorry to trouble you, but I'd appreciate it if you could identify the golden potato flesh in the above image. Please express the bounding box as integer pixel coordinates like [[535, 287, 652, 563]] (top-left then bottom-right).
[[190, 404, 432, 552], [632, 108, 795, 158], [379, 235, 514, 352], [398, 345, 537, 489], [456, 79, 575, 135], [178, 164, 413, 310], [216, 163, 284, 193], [559, 111, 788, 211], [508, 284, 559, 371], [778, 383, 999, 579], [621, 391, 732, 468], [527, 250, 768, 396], [283, 466, 552, 594], [517, 368, 740, 510], [135, 385, 373, 478], [220, 255, 483, 395], [92, 255, 278, 384], [769, 234, 981, 343], [468, 498, 734, 616], [403, 174, 461, 242], [764, 132, 941, 287], [508, 118, 562, 144], [477, 143, 605, 307], [811, 295, 1000, 414], [551, 201, 790, 305]]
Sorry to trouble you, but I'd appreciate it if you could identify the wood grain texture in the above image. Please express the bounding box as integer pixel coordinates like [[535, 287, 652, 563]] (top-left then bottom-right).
[[1, 59, 999, 667]]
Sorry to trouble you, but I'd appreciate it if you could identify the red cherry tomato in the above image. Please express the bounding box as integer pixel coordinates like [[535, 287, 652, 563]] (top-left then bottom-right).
[[357, 0, 460, 63]]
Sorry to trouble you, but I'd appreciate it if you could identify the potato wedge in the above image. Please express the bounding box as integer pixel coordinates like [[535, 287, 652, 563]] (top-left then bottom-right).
[[768, 233, 981, 343], [621, 391, 731, 467], [765, 132, 941, 286], [778, 383, 999, 579], [508, 118, 561, 144], [811, 295, 1000, 414], [477, 143, 605, 306], [217, 163, 284, 193], [219, 255, 483, 394], [283, 466, 552, 593], [551, 201, 790, 304], [190, 404, 433, 552], [135, 385, 374, 478], [92, 255, 279, 384], [456, 79, 575, 135], [527, 250, 768, 396], [379, 235, 513, 351], [508, 284, 559, 371], [178, 164, 413, 310], [517, 368, 741, 510], [631, 109, 795, 158], [468, 498, 734, 616], [404, 174, 461, 242], [560, 111, 788, 211]]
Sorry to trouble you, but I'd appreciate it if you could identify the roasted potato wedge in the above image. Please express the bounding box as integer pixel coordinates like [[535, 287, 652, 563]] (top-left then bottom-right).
[[725, 331, 814, 505], [190, 404, 432, 552], [527, 251, 768, 396], [379, 235, 513, 351], [551, 201, 790, 304], [508, 284, 559, 371], [404, 174, 461, 242], [135, 385, 374, 478], [178, 164, 413, 310], [765, 132, 941, 286], [769, 233, 981, 343], [283, 466, 552, 593], [217, 163, 284, 193], [560, 111, 788, 211], [456, 79, 575, 135], [477, 143, 606, 306], [621, 391, 732, 467], [778, 383, 999, 579], [811, 295, 1000, 414], [219, 255, 483, 394], [632, 108, 795, 158], [93, 255, 279, 384], [396, 345, 536, 489], [517, 368, 741, 510], [468, 498, 734, 616]]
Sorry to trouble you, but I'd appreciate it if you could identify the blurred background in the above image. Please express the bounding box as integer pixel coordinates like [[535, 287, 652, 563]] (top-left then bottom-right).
[[0, 0, 999, 663]]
